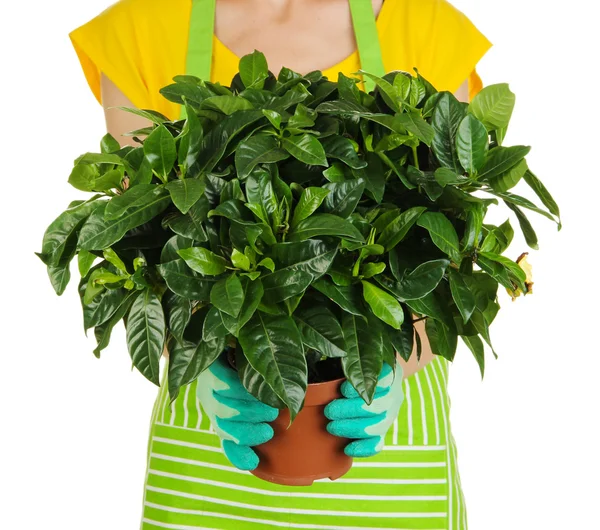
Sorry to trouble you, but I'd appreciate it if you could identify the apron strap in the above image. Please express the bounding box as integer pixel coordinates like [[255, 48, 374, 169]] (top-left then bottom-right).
[[181, 0, 216, 118], [349, 0, 386, 92]]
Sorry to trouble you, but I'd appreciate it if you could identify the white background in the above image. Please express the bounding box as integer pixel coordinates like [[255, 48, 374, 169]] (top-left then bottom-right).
[[1, 1, 598, 528]]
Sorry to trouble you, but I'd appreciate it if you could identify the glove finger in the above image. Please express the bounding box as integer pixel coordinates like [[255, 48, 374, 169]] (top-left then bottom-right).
[[324, 389, 391, 420], [222, 440, 260, 471], [216, 417, 274, 446], [213, 393, 279, 423], [340, 363, 399, 399], [326, 414, 385, 439], [344, 436, 385, 458]]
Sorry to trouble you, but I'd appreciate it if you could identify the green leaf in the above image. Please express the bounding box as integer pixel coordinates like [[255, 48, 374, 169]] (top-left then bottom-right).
[[417, 212, 461, 262], [291, 187, 330, 228], [93, 168, 124, 192], [157, 259, 217, 300], [79, 191, 170, 250], [220, 277, 264, 336], [282, 134, 328, 166], [47, 264, 71, 295], [165, 195, 210, 242], [361, 262, 386, 278], [239, 50, 269, 89], [484, 189, 557, 224], [388, 314, 414, 362], [376, 206, 427, 251], [341, 312, 383, 404], [143, 124, 176, 178], [163, 291, 191, 345], [478, 251, 527, 287], [359, 71, 399, 112], [288, 214, 365, 242], [68, 163, 99, 192], [362, 281, 404, 329], [210, 273, 244, 317], [405, 291, 454, 329], [202, 306, 229, 341], [93, 291, 138, 358], [168, 336, 226, 402], [103, 248, 128, 274], [178, 247, 229, 276], [488, 159, 528, 193], [461, 335, 485, 379], [337, 72, 361, 104], [39, 200, 103, 267], [476, 256, 514, 291], [179, 104, 204, 171], [235, 347, 286, 409], [313, 278, 364, 316], [100, 133, 121, 153], [235, 135, 289, 180], [478, 145, 531, 182], [456, 114, 488, 175], [231, 248, 251, 271], [294, 306, 346, 358], [461, 203, 485, 252], [202, 95, 255, 115], [322, 179, 365, 219], [448, 269, 476, 324], [262, 109, 282, 129], [504, 201, 539, 250], [78, 250, 97, 277], [468, 83, 516, 132], [320, 135, 366, 169], [431, 92, 466, 172], [522, 169, 561, 221], [376, 259, 449, 300], [425, 318, 458, 361], [261, 239, 338, 303], [126, 289, 165, 385], [395, 111, 435, 146], [116, 106, 169, 124], [166, 178, 206, 214], [238, 312, 307, 421]]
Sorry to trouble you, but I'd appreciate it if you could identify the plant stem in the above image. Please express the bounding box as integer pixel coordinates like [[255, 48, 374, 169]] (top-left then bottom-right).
[[411, 145, 420, 170]]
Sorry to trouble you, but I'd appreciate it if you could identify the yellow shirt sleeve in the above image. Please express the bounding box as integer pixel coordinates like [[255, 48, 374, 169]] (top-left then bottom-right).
[[68, 0, 189, 119], [411, 0, 493, 99]]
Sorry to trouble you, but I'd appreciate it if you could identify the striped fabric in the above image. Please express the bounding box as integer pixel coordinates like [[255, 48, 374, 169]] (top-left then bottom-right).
[[140, 355, 467, 530]]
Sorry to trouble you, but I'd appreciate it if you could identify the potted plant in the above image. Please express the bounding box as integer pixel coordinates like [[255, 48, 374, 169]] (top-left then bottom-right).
[[37, 51, 560, 486]]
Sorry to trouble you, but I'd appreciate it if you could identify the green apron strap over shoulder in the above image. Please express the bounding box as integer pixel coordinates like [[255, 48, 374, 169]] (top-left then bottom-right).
[[182, 0, 385, 119], [348, 0, 386, 91]]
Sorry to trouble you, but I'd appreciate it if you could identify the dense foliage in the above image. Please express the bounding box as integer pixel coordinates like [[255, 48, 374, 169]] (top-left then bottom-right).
[[37, 51, 561, 420]]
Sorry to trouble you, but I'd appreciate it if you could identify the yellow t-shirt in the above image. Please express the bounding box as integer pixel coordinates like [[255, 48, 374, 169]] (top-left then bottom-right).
[[69, 0, 492, 121]]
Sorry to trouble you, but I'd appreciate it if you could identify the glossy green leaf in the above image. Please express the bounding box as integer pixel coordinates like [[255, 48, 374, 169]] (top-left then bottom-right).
[[359, 71, 399, 112], [79, 191, 170, 250], [322, 179, 365, 219], [320, 135, 366, 169], [126, 289, 165, 385], [431, 92, 466, 172], [288, 214, 364, 242], [361, 262, 386, 278], [77, 250, 97, 277], [282, 134, 328, 166], [178, 247, 229, 276], [202, 95, 255, 114], [202, 306, 229, 341], [448, 269, 476, 324], [456, 114, 488, 175], [220, 277, 264, 336], [294, 306, 346, 358], [341, 312, 383, 404], [93, 291, 138, 358], [166, 178, 206, 214], [157, 259, 217, 300], [522, 169, 561, 221], [210, 273, 244, 317], [239, 312, 307, 421], [488, 159, 528, 193], [239, 50, 269, 89], [47, 264, 71, 296], [116, 106, 169, 124], [395, 111, 435, 146], [166, 195, 210, 242], [376, 259, 449, 300], [504, 201, 539, 250], [461, 203, 485, 252], [313, 278, 364, 316], [376, 206, 427, 251], [425, 317, 458, 361], [235, 135, 289, 180], [416, 212, 461, 262], [68, 163, 99, 192], [163, 291, 191, 345], [362, 281, 404, 329], [291, 187, 330, 227], [143, 124, 176, 178], [405, 291, 454, 329], [468, 83, 515, 132], [478, 145, 531, 181]]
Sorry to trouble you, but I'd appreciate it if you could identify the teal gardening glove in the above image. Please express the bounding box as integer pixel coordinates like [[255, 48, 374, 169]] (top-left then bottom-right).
[[196, 351, 279, 471], [324, 360, 404, 457]]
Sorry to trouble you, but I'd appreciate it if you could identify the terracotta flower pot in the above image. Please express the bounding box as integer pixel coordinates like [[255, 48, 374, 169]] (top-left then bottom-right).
[[250, 376, 353, 486]]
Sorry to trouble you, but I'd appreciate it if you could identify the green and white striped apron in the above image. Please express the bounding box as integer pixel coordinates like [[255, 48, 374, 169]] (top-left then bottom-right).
[[140, 1, 468, 528]]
